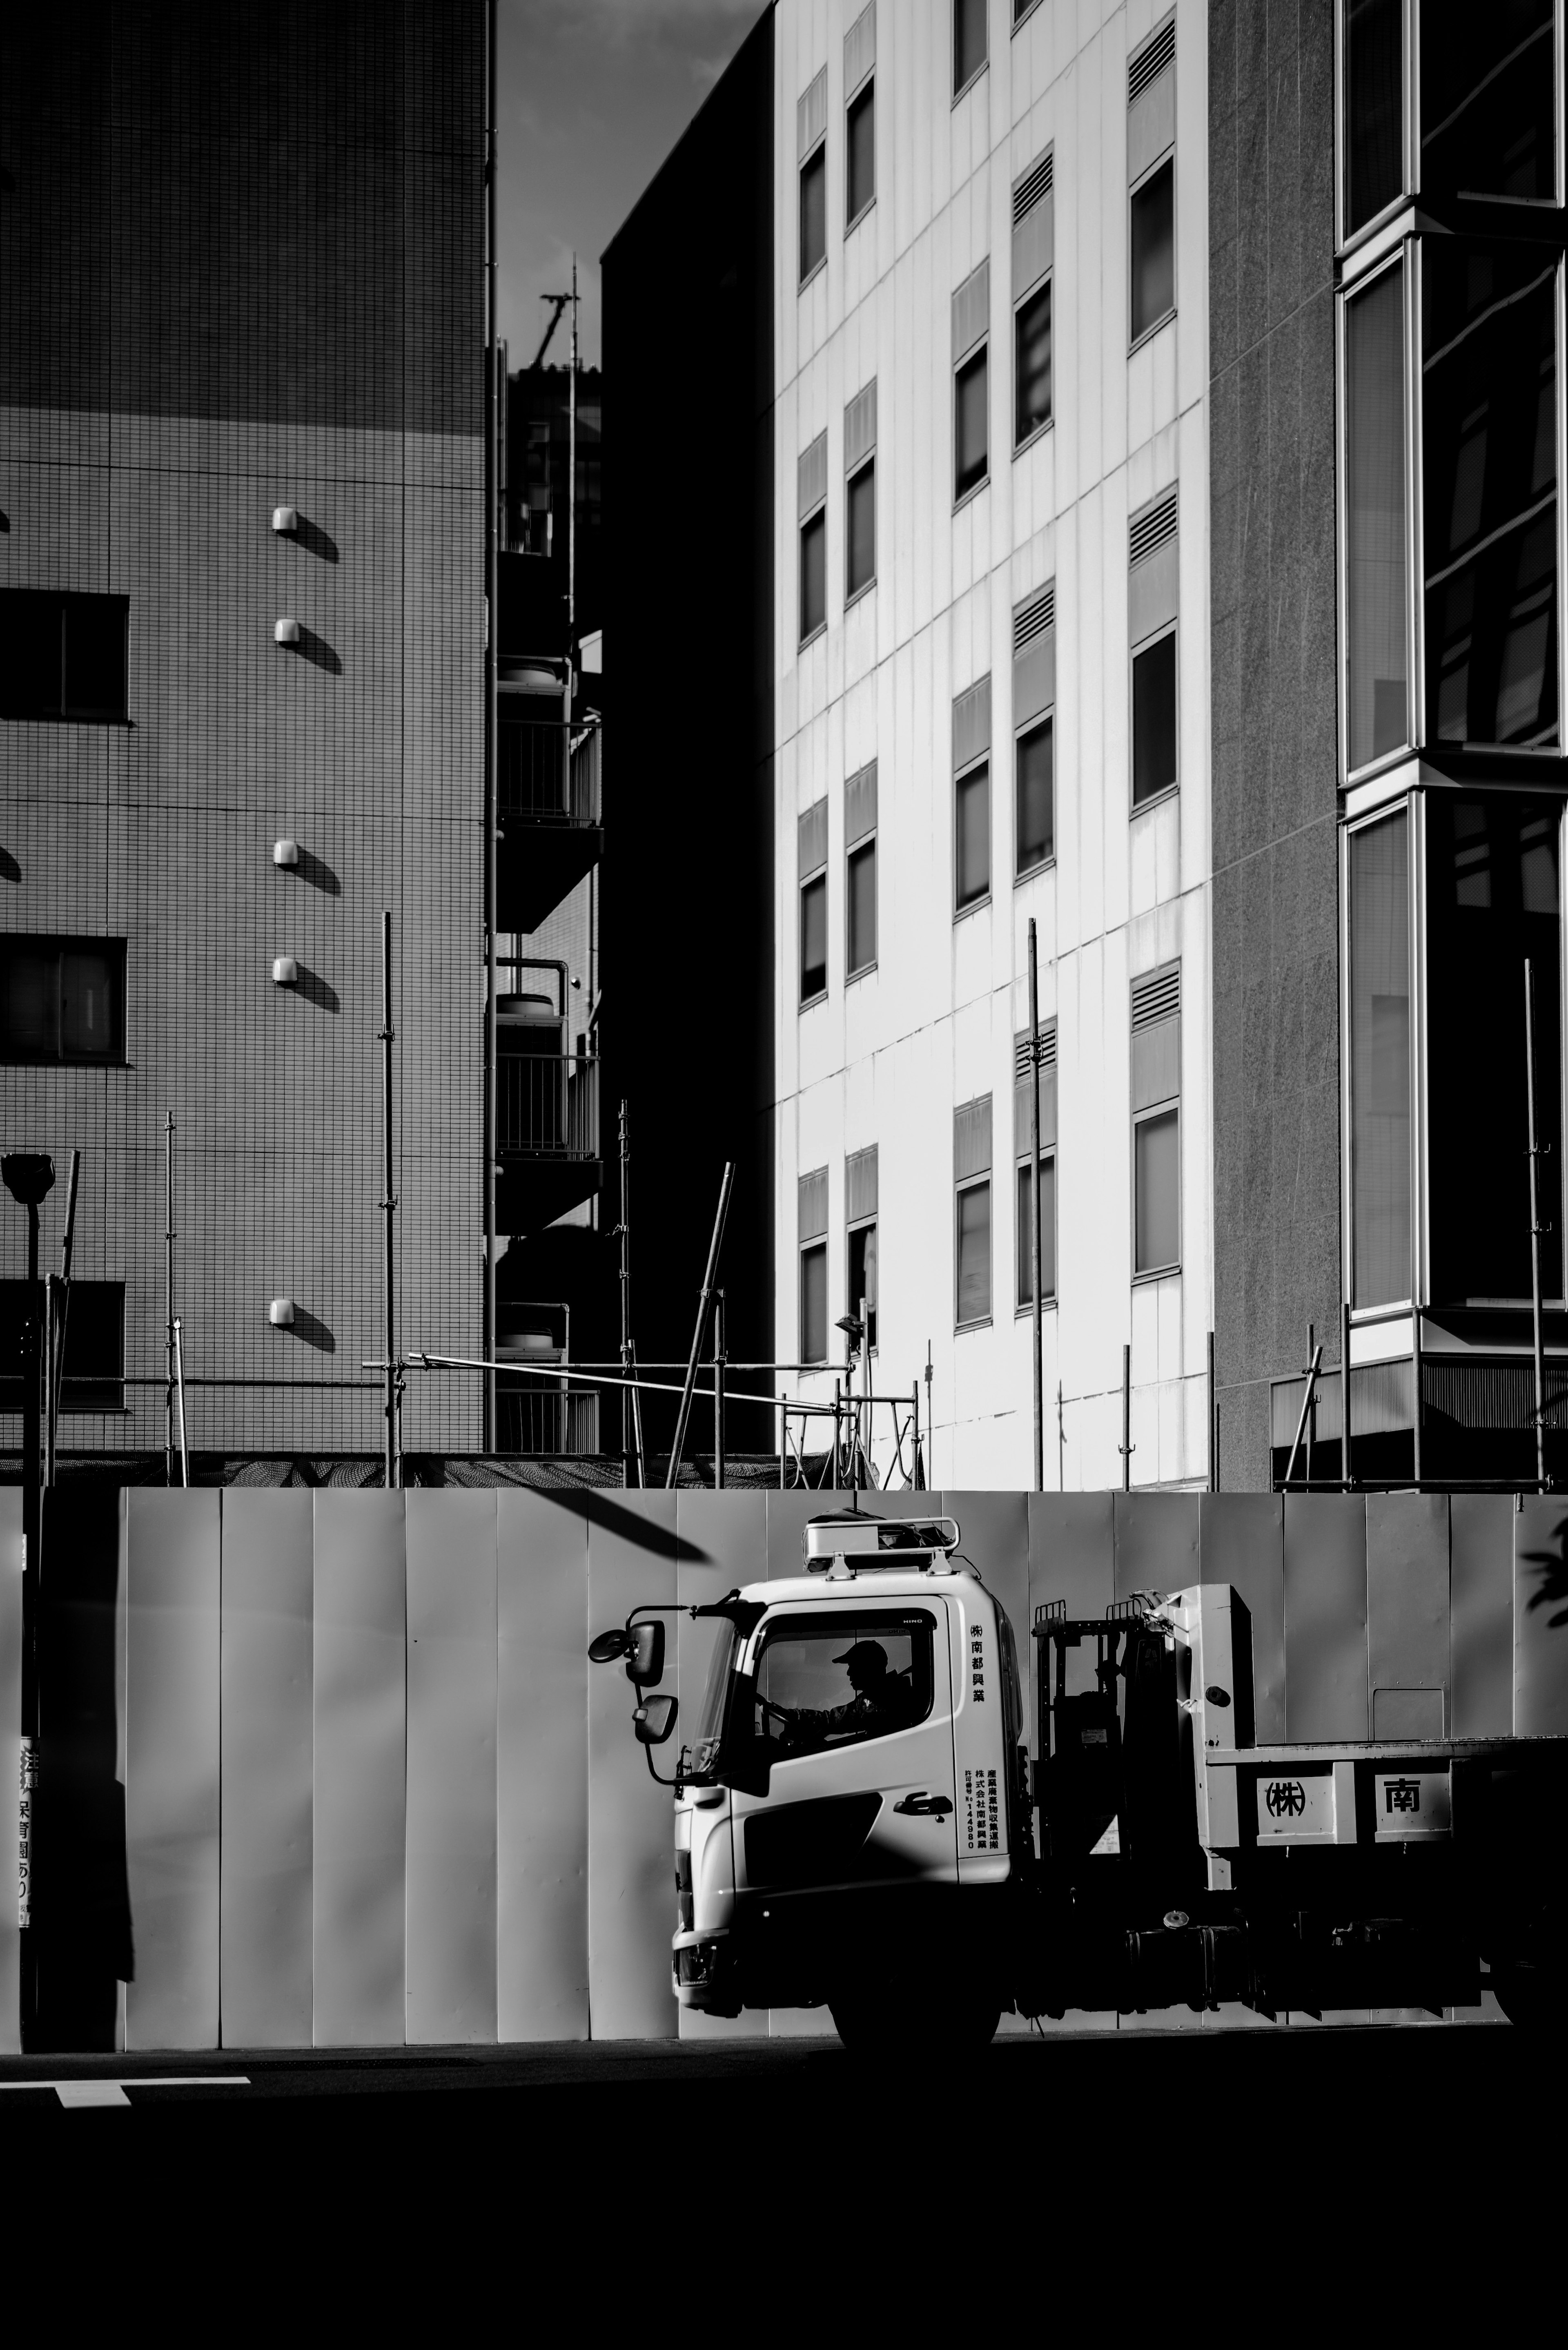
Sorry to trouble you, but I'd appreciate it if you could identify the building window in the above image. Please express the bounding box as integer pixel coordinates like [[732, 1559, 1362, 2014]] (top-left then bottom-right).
[[799, 798, 829, 1005], [953, 675, 991, 912], [1347, 808, 1411, 1308], [1344, 256, 1410, 770], [1422, 239, 1558, 751], [1425, 794, 1563, 1307], [1420, 4, 1556, 206], [954, 1096, 992, 1327], [953, 0, 987, 96], [1343, 0, 1405, 235], [1013, 582, 1056, 874], [0, 591, 129, 722], [1, 936, 125, 1065], [1012, 152, 1053, 447], [952, 259, 990, 502], [798, 67, 828, 285], [1129, 491, 1178, 805], [846, 4, 876, 226], [1014, 1023, 1057, 1308], [0, 1279, 125, 1413], [845, 379, 877, 602], [1131, 963, 1180, 1277], [846, 1143, 878, 1351], [798, 430, 828, 644], [1128, 19, 1176, 344], [846, 760, 878, 978], [800, 1166, 829, 1364]]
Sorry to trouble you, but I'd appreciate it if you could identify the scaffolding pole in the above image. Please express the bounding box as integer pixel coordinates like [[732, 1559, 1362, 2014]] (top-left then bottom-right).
[[381, 910, 399, 1488]]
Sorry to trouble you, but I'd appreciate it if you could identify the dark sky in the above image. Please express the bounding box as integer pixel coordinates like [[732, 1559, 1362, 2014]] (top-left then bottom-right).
[[497, 0, 767, 371]]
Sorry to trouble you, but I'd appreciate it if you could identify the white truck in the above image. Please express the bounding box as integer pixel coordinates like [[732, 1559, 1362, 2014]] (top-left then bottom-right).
[[588, 1510, 1567, 2043]]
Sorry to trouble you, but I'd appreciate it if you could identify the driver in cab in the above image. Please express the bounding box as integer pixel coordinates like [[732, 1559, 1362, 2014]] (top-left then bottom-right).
[[816, 1639, 917, 1736]]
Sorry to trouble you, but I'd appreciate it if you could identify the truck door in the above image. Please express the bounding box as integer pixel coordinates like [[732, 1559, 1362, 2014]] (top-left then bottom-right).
[[730, 1605, 958, 1897]]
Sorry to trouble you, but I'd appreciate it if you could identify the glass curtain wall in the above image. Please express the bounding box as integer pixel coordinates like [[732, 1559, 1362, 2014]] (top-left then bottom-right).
[[1343, 0, 1404, 233], [1349, 808, 1413, 1305], [1420, 1, 1557, 203], [1345, 260, 1410, 768]]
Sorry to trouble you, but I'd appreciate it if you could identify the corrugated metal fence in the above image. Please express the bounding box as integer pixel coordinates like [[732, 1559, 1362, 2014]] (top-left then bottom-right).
[[2, 1485, 1566, 2052]]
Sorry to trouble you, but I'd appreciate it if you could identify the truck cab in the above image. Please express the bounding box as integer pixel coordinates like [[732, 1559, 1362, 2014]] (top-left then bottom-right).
[[668, 1513, 1029, 2046]]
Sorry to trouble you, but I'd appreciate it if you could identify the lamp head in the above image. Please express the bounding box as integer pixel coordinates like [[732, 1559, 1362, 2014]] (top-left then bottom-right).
[[2, 1153, 56, 1208]]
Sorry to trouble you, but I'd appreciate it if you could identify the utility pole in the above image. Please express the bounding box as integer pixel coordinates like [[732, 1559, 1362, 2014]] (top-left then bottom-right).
[[666, 1162, 734, 1488], [1526, 958, 1550, 1492], [381, 910, 399, 1488], [165, 1111, 176, 1486], [1120, 1342, 1132, 1492], [47, 1150, 80, 1485], [4, 1148, 55, 2050], [617, 1101, 641, 1487], [482, 0, 499, 1451], [713, 1290, 726, 1491], [1028, 917, 1045, 1492]]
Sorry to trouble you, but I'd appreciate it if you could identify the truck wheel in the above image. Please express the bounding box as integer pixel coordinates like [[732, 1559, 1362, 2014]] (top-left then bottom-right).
[[830, 1993, 1000, 2053], [1493, 1963, 1565, 2031]]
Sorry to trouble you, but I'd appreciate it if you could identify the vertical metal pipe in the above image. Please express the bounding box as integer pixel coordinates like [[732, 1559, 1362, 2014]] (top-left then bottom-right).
[[49, 1148, 80, 1476], [1207, 1329, 1217, 1492], [1058, 1379, 1066, 1493], [20, 1198, 41, 2041], [619, 1099, 635, 1486], [568, 255, 578, 650], [834, 1378, 842, 1494], [381, 910, 398, 1489], [1028, 917, 1045, 1493], [666, 1162, 734, 1488], [1305, 1321, 1315, 1490], [1341, 1298, 1354, 1490], [482, 0, 499, 1453], [173, 1317, 190, 1489], [165, 1110, 176, 1485], [43, 1276, 56, 1492], [911, 1381, 921, 1490], [714, 1289, 726, 1491], [1527, 958, 1548, 1492], [780, 1392, 787, 1490], [1121, 1342, 1131, 1493]]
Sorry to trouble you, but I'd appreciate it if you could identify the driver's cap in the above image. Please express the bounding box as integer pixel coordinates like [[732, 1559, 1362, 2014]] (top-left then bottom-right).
[[832, 1639, 888, 1671]]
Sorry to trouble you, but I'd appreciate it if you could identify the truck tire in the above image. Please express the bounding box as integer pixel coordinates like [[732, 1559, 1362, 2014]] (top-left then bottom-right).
[[1493, 1963, 1566, 2032], [830, 1991, 1000, 2053]]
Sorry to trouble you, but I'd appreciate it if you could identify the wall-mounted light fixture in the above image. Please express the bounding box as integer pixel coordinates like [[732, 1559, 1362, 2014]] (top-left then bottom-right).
[[273, 838, 300, 868], [272, 506, 299, 534], [274, 617, 301, 645], [269, 1297, 296, 1328], [272, 955, 298, 986]]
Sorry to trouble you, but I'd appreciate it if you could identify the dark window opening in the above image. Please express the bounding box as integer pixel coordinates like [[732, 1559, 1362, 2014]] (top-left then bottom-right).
[[801, 1240, 828, 1363], [1134, 1108, 1179, 1274], [1, 936, 125, 1064], [1345, 260, 1410, 768], [800, 145, 827, 282], [1132, 631, 1177, 803], [956, 1177, 992, 1325], [800, 871, 827, 1003], [800, 508, 827, 641], [0, 591, 128, 722], [1130, 159, 1175, 342], [847, 1218, 878, 1351], [1015, 280, 1052, 444], [1422, 239, 1558, 751], [847, 460, 875, 598], [1344, 0, 1405, 232], [1426, 793, 1562, 1305], [751, 1611, 935, 1759], [0, 1279, 126, 1413], [954, 0, 988, 93], [956, 761, 991, 908], [1348, 809, 1412, 1308], [1016, 715, 1054, 873], [847, 79, 875, 223], [1421, 0, 1556, 205], [1016, 1155, 1057, 1308], [955, 346, 989, 500], [847, 838, 876, 976]]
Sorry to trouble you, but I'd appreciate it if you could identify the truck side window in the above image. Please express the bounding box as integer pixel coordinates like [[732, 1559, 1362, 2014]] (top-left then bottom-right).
[[752, 1610, 935, 1760]]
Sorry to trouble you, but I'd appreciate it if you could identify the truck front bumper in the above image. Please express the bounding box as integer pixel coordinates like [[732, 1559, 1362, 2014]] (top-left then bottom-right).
[[672, 1929, 741, 2015]]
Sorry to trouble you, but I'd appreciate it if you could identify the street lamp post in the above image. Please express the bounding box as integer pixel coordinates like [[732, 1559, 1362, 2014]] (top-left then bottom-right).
[[4, 1150, 56, 2047]]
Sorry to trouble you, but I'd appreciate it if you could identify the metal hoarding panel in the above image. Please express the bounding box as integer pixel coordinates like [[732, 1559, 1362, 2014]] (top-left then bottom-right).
[[1283, 1495, 1369, 1741], [766, 1488, 822, 1581], [125, 1488, 221, 2051], [312, 1492, 406, 2047], [497, 1491, 589, 2043], [1199, 1493, 1285, 1741], [677, 1492, 766, 2041], [219, 1490, 313, 2048], [1030, 1494, 1115, 1721], [586, 1491, 679, 2039], [943, 1490, 1029, 1665], [1514, 1497, 1568, 1737], [1114, 1490, 1199, 1601], [1366, 1491, 1450, 1735], [405, 1491, 497, 2045], [0, 1488, 18, 2053], [1450, 1492, 1514, 1738]]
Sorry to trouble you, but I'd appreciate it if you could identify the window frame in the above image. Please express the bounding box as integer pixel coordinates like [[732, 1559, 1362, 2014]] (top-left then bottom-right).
[[1129, 620, 1180, 811], [1130, 968, 1182, 1282], [952, 0, 989, 103], [846, 72, 875, 232], [1340, 791, 1422, 1318], [1013, 277, 1054, 455], [845, 454, 876, 605], [0, 934, 128, 1066], [1128, 151, 1177, 351], [1015, 710, 1055, 878], [0, 590, 130, 725], [0, 1277, 127, 1413], [953, 341, 991, 508], [955, 1173, 993, 1329], [1014, 1149, 1058, 1314], [846, 832, 877, 981], [799, 139, 827, 289], [953, 751, 992, 917], [846, 1211, 878, 1354], [800, 1235, 829, 1365], [1337, 239, 1420, 785], [799, 503, 828, 647]]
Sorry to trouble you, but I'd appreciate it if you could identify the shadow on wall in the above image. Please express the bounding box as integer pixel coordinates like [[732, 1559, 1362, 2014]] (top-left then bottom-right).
[[286, 965, 339, 1013], [276, 1306, 335, 1355], [283, 847, 340, 895], [283, 627, 341, 676], [1521, 1514, 1568, 1628], [287, 513, 339, 564], [0, 847, 18, 882]]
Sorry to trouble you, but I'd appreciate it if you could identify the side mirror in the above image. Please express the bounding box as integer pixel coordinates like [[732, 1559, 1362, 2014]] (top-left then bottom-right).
[[635, 1693, 679, 1747], [626, 1620, 665, 1688], [588, 1628, 630, 1665]]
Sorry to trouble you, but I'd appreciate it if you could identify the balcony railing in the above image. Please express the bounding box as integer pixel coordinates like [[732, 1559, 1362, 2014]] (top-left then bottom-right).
[[497, 1052, 599, 1159], [497, 716, 601, 827], [496, 1382, 600, 1458]]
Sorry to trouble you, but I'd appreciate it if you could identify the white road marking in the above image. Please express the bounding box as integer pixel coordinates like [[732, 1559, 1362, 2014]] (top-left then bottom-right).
[[0, 2075, 251, 2107]]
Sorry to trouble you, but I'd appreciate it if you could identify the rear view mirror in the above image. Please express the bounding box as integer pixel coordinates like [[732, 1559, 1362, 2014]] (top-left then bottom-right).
[[588, 1628, 630, 1665], [626, 1620, 665, 1688], [635, 1693, 679, 1746]]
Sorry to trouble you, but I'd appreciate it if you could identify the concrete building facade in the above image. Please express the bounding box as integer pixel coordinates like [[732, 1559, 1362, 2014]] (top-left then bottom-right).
[[0, 3, 487, 1462]]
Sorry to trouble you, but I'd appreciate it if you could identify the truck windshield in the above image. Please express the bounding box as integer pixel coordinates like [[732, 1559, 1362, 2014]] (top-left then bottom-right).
[[752, 1610, 935, 1759], [688, 1621, 741, 1780]]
